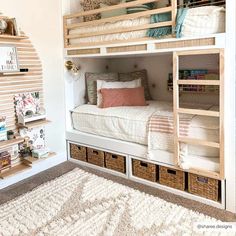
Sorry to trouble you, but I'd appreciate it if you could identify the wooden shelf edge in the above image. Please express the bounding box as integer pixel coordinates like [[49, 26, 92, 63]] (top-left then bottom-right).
[[0, 163, 31, 179], [0, 34, 28, 40], [17, 119, 51, 129], [23, 152, 57, 165], [0, 138, 25, 150], [0, 72, 28, 76]]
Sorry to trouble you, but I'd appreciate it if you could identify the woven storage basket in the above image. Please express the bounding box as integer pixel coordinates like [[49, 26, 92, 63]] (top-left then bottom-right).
[[188, 173, 219, 201], [132, 159, 157, 182], [70, 143, 87, 162], [87, 147, 105, 167], [105, 152, 126, 173], [159, 166, 185, 191]]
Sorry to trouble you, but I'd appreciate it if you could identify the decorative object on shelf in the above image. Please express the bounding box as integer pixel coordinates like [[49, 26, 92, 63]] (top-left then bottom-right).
[[0, 116, 7, 142], [32, 148, 50, 159], [14, 92, 46, 125], [65, 60, 81, 78], [7, 130, 14, 140], [0, 46, 19, 73], [19, 126, 45, 150], [168, 69, 219, 93], [0, 18, 7, 34], [19, 137, 32, 158], [0, 16, 18, 36], [0, 151, 11, 171]]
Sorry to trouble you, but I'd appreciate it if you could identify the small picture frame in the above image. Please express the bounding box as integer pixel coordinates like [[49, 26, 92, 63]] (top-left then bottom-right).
[[0, 45, 19, 73]]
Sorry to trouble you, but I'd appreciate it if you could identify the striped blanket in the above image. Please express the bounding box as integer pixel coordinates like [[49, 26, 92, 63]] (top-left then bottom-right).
[[148, 110, 194, 167]]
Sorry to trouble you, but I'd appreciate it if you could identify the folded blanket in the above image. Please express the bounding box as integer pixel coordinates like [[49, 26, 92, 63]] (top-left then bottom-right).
[[147, 12, 172, 38], [148, 111, 193, 166]]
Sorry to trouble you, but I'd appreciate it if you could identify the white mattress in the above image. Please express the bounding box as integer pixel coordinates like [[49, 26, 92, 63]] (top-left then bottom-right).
[[72, 101, 161, 145], [72, 100, 219, 156], [69, 17, 150, 44]]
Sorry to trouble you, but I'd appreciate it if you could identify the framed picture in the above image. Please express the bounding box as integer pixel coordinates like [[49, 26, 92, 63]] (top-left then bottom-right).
[[0, 46, 19, 73]]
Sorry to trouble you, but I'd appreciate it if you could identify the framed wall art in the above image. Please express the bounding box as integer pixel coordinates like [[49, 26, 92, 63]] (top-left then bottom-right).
[[0, 45, 19, 73]]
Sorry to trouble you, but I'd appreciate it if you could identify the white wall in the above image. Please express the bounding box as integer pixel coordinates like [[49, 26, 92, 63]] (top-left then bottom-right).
[[108, 54, 219, 105], [0, 0, 66, 154]]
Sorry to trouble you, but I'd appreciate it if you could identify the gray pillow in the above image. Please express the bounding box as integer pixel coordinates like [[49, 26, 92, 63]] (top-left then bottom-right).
[[85, 72, 119, 105], [118, 69, 152, 100]]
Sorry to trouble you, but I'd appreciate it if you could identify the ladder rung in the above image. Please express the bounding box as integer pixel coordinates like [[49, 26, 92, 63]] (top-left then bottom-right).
[[178, 137, 220, 148], [177, 108, 220, 117], [189, 168, 221, 180], [177, 80, 220, 86]]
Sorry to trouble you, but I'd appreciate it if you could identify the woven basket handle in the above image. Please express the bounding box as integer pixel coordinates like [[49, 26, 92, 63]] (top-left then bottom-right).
[[167, 169, 176, 175]]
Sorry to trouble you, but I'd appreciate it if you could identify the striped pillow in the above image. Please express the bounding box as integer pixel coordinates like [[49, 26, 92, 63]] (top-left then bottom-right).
[[126, 0, 154, 14]]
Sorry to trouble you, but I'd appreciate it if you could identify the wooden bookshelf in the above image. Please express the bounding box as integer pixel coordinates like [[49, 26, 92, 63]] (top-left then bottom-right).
[[17, 119, 51, 129], [0, 72, 28, 76], [23, 152, 56, 165], [0, 138, 25, 151], [0, 163, 31, 179], [0, 34, 28, 40]]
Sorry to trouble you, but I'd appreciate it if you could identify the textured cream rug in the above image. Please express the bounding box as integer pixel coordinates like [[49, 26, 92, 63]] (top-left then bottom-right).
[[0, 168, 221, 236]]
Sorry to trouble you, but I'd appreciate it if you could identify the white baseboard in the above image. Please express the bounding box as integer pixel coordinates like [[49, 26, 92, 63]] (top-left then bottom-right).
[[0, 152, 67, 190]]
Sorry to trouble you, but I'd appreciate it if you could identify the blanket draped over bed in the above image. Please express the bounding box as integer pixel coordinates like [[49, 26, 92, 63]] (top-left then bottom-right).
[[148, 110, 193, 169]]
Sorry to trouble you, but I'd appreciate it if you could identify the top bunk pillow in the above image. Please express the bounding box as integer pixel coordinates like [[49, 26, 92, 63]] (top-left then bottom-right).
[[100, 0, 126, 18], [97, 78, 141, 107], [181, 6, 225, 37], [118, 69, 152, 100], [85, 72, 118, 105], [125, 0, 154, 14], [81, 0, 122, 22]]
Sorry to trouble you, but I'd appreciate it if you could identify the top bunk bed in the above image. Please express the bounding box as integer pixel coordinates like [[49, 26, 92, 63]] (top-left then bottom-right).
[[63, 0, 226, 57]]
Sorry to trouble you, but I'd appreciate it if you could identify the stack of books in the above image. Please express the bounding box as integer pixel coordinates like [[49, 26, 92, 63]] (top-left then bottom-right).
[[167, 69, 219, 93]]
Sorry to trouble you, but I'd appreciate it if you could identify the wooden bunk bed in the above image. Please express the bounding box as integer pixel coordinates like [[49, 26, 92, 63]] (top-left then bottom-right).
[[63, 0, 226, 57], [64, 0, 226, 209]]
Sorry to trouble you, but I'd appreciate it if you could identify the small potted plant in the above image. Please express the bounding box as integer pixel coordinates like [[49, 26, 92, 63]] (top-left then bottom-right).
[[19, 145, 32, 157], [7, 130, 14, 140]]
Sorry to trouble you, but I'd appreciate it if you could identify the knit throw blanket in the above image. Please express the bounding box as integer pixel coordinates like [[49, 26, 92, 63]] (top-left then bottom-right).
[[148, 111, 193, 168]]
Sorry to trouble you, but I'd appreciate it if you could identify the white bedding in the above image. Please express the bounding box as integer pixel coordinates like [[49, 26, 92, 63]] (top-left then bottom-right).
[[72, 101, 219, 158], [69, 17, 150, 44]]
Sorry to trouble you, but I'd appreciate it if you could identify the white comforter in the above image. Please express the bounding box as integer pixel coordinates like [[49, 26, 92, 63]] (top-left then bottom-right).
[[72, 101, 219, 159]]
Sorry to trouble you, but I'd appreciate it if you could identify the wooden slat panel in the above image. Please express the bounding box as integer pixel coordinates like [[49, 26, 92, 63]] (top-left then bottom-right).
[[67, 21, 173, 39], [178, 137, 220, 148], [64, 0, 159, 19], [177, 80, 220, 85], [67, 6, 172, 30], [67, 48, 100, 56], [155, 38, 215, 49], [107, 44, 147, 53], [0, 35, 43, 134], [177, 108, 220, 117]]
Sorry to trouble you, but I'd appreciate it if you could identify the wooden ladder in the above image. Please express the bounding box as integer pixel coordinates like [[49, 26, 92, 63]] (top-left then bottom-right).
[[173, 49, 224, 179]]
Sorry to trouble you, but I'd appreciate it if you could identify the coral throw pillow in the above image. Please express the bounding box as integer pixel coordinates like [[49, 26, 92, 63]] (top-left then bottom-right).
[[100, 87, 147, 108]]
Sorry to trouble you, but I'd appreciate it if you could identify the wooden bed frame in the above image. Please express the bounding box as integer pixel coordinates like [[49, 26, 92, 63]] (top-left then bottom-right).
[[63, 0, 177, 48]]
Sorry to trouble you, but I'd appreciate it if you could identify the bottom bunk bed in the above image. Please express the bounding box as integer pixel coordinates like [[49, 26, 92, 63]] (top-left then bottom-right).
[[71, 100, 220, 173]]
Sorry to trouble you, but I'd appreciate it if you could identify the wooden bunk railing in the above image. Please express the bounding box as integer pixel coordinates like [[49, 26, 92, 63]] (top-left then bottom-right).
[[173, 48, 224, 179], [63, 0, 177, 48]]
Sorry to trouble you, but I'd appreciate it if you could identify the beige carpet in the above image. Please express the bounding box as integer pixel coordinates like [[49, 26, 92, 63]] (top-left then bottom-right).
[[0, 167, 229, 235]]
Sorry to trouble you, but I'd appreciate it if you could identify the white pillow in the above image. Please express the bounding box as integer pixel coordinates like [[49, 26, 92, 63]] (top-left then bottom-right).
[[97, 79, 142, 107]]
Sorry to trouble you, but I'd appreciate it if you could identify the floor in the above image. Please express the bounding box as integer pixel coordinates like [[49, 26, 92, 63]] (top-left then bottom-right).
[[0, 161, 235, 222]]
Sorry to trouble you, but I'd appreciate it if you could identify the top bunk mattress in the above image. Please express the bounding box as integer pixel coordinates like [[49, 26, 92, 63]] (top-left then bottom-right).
[[71, 101, 219, 158]]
